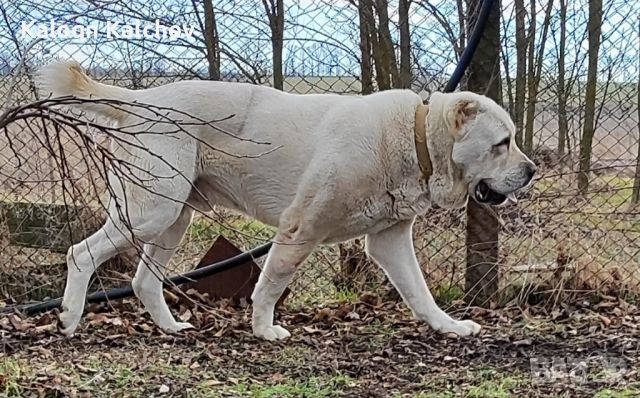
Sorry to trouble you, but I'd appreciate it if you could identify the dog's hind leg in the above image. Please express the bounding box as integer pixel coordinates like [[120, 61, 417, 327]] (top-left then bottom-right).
[[60, 203, 190, 336], [132, 206, 193, 333], [60, 219, 135, 335], [60, 143, 198, 335]]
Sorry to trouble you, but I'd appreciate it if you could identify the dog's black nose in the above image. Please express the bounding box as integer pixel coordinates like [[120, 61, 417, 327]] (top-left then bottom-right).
[[525, 164, 537, 181]]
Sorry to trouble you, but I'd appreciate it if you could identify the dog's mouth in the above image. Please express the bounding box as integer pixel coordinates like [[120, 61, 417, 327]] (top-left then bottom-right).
[[473, 180, 517, 206]]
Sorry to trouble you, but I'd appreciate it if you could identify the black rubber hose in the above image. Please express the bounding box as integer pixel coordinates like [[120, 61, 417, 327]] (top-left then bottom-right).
[[18, 0, 493, 316], [21, 242, 272, 315], [443, 0, 494, 93]]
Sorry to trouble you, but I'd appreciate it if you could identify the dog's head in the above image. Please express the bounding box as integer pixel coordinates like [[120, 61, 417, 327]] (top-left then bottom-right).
[[425, 91, 536, 208]]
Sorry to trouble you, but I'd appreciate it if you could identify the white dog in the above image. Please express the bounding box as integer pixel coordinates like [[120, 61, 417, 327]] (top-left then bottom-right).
[[36, 61, 535, 341]]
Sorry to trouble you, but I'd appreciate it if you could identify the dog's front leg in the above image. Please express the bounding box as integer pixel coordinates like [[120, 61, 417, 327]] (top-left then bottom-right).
[[251, 234, 316, 341], [365, 219, 481, 337]]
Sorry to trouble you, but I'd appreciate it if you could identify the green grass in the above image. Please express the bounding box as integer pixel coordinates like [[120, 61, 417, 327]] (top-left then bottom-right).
[[595, 386, 640, 398], [397, 390, 457, 398], [333, 289, 360, 303], [273, 345, 314, 367], [229, 374, 353, 398], [434, 284, 465, 305], [408, 368, 526, 398], [0, 358, 31, 397], [188, 217, 274, 241], [466, 369, 523, 398]]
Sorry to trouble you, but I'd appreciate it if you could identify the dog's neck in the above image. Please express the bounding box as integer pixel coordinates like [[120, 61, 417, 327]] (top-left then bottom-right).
[[413, 103, 432, 181]]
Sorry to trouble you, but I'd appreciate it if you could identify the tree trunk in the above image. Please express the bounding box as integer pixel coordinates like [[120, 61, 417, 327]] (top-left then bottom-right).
[[513, 0, 527, 148], [524, 0, 554, 156], [263, 0, 284, 90], [501, 40, 514, 118], [523, 0, 536, 155], [397, 0, 411, 89], [577, 0, 602, 194], [464, 0, 502, 306], [632, 20, 640, 204], [357, 0, 374, 94], [457, 0, 466, 54], [372, 0, 399, 90], [364, 0, 388, 90], [556, 0, 568, 160], [203, 0, 221, 80]]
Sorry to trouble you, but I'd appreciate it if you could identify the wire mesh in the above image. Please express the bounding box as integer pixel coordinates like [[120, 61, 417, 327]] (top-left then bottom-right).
[[0, 0, 638, 307]]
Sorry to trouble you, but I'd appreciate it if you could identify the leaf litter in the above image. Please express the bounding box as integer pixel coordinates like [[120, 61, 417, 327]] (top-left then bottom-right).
[[0, 292, 638, 397]]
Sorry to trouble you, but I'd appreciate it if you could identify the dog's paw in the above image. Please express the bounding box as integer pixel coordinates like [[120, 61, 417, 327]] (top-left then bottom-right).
[[162, 321, 195, 334], [58, 309, 82, 336], [253, 325, 291, 341], [432, 319, 481, 337]]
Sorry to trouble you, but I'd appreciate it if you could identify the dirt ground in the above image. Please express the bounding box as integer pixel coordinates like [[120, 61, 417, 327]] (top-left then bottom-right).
[[1, 292, 639, 398]]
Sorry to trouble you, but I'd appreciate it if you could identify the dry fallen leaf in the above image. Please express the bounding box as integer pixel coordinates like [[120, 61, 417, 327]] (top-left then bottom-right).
[[513, 338, 532, 346], [345, 311, 361, 321], [313, 308, 333, 322], [201, 380, 224, 387], [179, 309, 193, 322], [599, 315, 612, 327], [87, 313, 109, 326], [9, 314, 33, 331], [302, 326, 321, 334]]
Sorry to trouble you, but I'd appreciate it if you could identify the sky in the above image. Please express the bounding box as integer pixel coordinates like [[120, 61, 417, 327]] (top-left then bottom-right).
[[1, 0, 638, 84]]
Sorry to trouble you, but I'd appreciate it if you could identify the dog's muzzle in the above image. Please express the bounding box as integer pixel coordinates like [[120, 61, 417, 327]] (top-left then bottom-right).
[[473, 164, 536, 206]]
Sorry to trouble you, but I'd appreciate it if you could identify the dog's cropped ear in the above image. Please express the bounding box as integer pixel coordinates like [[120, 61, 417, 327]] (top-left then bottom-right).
[[448, 99, 478, 138]]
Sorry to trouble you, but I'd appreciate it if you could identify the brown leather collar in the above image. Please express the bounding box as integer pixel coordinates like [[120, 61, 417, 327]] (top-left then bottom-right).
[[414, 103, 432, 181]]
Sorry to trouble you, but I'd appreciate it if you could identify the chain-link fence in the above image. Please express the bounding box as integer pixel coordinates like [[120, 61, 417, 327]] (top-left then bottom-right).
[[1, 0, 638, 308]]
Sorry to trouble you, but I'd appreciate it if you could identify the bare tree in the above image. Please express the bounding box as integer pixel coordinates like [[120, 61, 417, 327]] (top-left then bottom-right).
[[500, 8, 514, 117], [577, 0, 602, 194], [353, 0, 405, 92], [398, 0, 412, 89], [262, 0, 285, 90], [523, 0, 554, 155], [632, 18, 640, 204], [372, 0, 399, 90], [556, 0, 568, 160], [201, 0, 221, 80], [464, 0, 502, 305], [513, 0, 527, 148], [417, 1, 465, 60], [456, 0, 466, 52], [355, 0, 374, 94]]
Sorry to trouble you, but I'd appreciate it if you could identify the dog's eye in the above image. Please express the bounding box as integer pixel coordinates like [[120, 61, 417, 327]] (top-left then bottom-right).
[[494, 137, 510, 149]]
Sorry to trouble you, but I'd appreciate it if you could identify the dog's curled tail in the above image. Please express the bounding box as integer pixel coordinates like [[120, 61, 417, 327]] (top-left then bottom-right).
[[35, 60, 132, 122]]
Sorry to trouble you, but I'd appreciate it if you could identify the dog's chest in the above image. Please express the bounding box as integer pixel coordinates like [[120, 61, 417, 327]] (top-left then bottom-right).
[[366, 180, 430, 220], [324, 180, 429, 242]]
